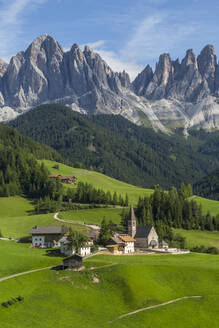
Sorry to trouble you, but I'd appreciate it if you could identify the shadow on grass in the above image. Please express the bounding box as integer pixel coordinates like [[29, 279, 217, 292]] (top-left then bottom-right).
[[44, 249, 65, 257], [51, 265, 64, 271], [18, 236, 32, 243]]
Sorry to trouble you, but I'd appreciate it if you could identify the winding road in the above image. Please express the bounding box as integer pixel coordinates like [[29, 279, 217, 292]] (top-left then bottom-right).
[[54, 212, 100, 230]]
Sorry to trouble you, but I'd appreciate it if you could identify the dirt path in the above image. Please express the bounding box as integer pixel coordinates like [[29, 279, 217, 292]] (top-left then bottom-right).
[[0, 266, 53, 283], [54, 212, 100, 230], [111, 296, 202, 322]]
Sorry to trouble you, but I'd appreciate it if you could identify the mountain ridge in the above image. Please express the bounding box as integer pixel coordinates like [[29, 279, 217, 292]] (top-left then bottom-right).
[[1, 35, 219, 133]]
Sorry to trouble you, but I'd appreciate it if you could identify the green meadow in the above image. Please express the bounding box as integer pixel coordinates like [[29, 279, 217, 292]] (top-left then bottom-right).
[[0, 240, 61, 278], [175, 228, 219, 250], [0, 253, 219, 328], [0, 196, 87, 239], [59, 207, 124, 226], [192, 196, 219, 215], [39, 159, 153, 205]]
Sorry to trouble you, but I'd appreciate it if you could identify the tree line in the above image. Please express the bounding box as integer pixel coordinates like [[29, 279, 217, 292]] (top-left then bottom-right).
[[35, 182, 129, 213], [135, 184, 219, 236]]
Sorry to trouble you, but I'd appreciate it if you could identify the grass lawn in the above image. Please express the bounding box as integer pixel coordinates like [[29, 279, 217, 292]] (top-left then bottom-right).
[[0, 196, 34, 217], [175, 228, 219, 250], [0, 196, 87, 239], [59, 207, 124, 226], [0, 241, 62, 278], [39, 159, 153, 205], [191, 196, 219, 215], [0, 253, 219, 328]]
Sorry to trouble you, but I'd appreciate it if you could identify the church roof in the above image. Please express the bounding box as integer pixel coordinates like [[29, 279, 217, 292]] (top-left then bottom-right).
[[135, 225, 153, 238]]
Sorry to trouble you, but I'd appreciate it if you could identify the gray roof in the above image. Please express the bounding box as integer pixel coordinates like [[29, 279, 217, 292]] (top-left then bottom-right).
[[63, 254, 83, 261], [160, 240, 168, 246], [135, 225, 153, 238], [30, 226, 65, 235], [59, 236, 69, 244], [106, 235, 124, 246]]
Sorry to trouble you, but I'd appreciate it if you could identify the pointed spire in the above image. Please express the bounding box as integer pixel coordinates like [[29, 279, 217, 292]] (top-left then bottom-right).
[[127, 205, 136, 238]]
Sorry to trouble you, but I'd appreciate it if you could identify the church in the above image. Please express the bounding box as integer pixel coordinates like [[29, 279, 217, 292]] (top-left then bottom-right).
[[127, 205, 159, 250]]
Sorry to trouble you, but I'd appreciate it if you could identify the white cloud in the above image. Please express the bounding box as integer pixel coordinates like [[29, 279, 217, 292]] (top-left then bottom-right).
[[120, 13, 197, 64], [94, 48, 143, 81], [0, 0, 47, 59]]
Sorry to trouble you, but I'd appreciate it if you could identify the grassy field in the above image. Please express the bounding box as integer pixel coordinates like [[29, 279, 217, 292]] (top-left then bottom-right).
[[39, 159, 153, 205], [175, 228, 219, 250], [0, 253, 219, 327], [192, 196, 219, 216], [0, 241, 62, 278], [59, 207, 124, 226], [0, 196, 87, 238]]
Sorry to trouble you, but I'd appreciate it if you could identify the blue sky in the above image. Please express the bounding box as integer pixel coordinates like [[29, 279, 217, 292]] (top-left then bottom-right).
[[1, 0, 219, 79]]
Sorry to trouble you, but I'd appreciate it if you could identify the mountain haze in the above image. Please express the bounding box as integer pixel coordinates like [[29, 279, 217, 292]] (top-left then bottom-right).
[[1, 35, 219, 133]]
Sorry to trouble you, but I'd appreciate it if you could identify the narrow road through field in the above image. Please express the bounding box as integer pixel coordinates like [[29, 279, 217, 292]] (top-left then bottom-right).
[[111, 296, 202, 322], [0, 266, 53, 283], [54, 212, 100, 230]]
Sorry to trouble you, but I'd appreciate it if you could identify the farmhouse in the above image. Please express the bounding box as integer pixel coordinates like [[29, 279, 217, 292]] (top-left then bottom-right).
[[30, 225, 66, 248], [48, 174, 76, 184], [59, 236, 93, 257], [60, 176, 76, 184], [106, 234, 135, 254]]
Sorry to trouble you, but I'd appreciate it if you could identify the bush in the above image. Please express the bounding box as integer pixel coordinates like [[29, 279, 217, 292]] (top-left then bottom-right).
[[190, 245, 219, 254]]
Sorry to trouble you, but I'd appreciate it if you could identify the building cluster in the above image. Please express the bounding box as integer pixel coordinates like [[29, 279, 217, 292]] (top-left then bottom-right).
[[30, 206, 169, 262], [30, 225, 94, 257], [105, 206, 168, 254], [48, 174, 76, 184]]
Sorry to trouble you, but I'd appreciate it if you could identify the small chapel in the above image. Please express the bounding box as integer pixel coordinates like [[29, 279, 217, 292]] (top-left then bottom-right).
[[127, 205, 159, 250]]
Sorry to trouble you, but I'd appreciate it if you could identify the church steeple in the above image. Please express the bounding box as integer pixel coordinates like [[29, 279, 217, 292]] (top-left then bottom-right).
[[127, 205, 136, 237]]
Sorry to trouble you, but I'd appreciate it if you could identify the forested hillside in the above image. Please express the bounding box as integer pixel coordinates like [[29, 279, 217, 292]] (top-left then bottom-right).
[[9, 104, 219, 189], [0, 124, 63, 197], [194, 169, 219, 200]]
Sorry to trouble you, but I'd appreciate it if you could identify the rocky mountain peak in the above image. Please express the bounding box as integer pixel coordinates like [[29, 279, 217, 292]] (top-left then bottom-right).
[[132, 65, 153, 96], [197, 45, 217, 92], [182, 49, 197, 67], [0, 59, 8, 77]]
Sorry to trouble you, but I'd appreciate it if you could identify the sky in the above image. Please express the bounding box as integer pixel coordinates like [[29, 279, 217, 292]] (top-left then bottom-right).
[[1, 0, 219, 80]]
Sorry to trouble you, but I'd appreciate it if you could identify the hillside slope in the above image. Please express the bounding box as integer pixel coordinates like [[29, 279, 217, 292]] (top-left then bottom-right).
[[40, 159, 153, 205], [9, 104, 219, 189]]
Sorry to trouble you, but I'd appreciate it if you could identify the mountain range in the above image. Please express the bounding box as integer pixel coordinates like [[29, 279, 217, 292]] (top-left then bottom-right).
[[1, 34, 219, 133]]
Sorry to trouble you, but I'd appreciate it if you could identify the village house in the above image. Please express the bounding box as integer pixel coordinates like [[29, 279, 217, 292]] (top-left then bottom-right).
[[30, 226, 66, 248], [59, 235, 93, 257], [48, 174, 76, 185], [60, 176, 76, 184], [106, 234, 135, 254]]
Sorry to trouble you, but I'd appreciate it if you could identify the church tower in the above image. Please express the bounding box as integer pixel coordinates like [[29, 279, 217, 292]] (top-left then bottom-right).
[[127, 205, 136, 238]]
